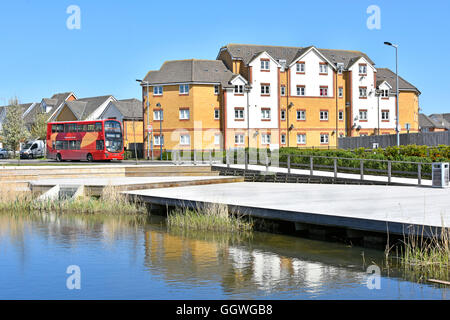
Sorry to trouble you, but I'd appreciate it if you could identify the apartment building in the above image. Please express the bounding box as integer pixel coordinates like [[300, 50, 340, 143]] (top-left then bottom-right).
[[141, 43, 420, 153]]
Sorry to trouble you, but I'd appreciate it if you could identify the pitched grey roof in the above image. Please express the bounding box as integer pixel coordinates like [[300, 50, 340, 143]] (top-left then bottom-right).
[[429, 114, 450, 129], [115, 99, 143, 119], [376, 68, 420, 94], [64, 101, 88, 120], [419, 114, 447, 129], [143, 59, 235, 87], [220, 43, 375, 68], [75, 95, 113, 119], [23, 103, 42, 126]]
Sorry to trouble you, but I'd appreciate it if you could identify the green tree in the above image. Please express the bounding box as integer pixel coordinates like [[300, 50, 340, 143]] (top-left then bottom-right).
[[31, 112, 48, 140], [0, 98, 30, 157]]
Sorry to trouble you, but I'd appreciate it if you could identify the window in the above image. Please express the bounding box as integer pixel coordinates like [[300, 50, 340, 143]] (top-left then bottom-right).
[[180, 134, 190, 145], [55, 140, 64, 150], [281, 134, 286, 145], [320, 134, 329, 144], [234, 85, 244, 94], [214, 85, 219, 95], [261, 134, 271, 145], [296, 62, 305, 73], [359, 110, 368, 121], [320, 110, 328, 121], [359, 87, 367, 98], [95, 122, 102, 132], [297, 86, 305, 96], [96, 140, 104, 150], [261, 84, 270, 96], [154, 110, 163, 121], [339, 87, 343, 98], [280, 109, 286, 121], [214, 134, 221, 145], [319, 63, 328, 74], [381, 110, 390, 121], [69, 140, 81, 150], [381, 89, 389, 98], [153, 86, 163, 95], [234, 108, 244, 120], [179, 109, 189, 120], [297, 134, 306, 145], [154, 135, 164, 146], [320, 86, 328, 97], [261, 108, 271, 120], [214, 109, 220, 120], [179, 84, 189, 95], [234, 134, 244, 145], [280, 85, 286, 96], [297, 110, 306, 121], [359, 64, 367, 75], [261, 59, 270, 71], [339, 110, 344, 121]]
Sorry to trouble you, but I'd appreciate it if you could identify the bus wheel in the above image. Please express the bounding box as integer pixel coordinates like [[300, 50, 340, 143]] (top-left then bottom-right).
[[56, 153, 62, 162], [87, 154, 93, 162]]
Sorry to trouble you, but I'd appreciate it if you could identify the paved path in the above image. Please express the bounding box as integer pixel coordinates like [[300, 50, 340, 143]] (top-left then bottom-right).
[[127, 182, 450, 236]]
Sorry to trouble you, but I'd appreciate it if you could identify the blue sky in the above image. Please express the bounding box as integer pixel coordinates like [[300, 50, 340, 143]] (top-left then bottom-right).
[[0, 0, 448, 114]]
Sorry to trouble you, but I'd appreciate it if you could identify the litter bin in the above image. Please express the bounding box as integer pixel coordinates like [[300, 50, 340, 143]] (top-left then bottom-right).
[[432, 162, 449, 188]]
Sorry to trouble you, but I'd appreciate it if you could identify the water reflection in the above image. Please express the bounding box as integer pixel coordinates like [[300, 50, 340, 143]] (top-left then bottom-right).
[[0, 213, 447, 299]]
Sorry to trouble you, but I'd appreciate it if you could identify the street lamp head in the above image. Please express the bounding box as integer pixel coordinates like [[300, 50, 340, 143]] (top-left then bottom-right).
[[384, 41, 392, 46], [136, 79, 143, 83]]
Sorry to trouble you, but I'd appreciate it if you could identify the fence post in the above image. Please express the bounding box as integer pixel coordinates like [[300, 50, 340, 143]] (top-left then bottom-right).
[[360, 159, 364, 181], [334, 158, 337, 179], [226, 150, 230, 168], [193, 150, 197, 165], [244, 150, 248, 171], [388, 161, 392, 184], [265, 155, 269, 173], [287, 154, 291, 174], [310, 156, 313, 176], [418, 163, 422, 186], [209, 151, 212, 166]]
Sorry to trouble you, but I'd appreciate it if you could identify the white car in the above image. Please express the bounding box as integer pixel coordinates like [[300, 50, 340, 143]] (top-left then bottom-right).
[[20, 140, 45, 159]]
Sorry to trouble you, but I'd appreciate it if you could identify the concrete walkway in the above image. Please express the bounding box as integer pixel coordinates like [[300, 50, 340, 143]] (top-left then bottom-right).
[[215, 163, 432, 186], [127, 182, 450, 236]]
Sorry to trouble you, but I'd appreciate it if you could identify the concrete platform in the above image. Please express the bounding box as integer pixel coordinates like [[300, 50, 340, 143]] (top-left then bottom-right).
[[127, 182, 450, 236], [30, 176, 243, 196]]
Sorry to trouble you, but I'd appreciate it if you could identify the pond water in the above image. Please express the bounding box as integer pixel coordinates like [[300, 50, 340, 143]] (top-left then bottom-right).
[[0, 213, 448, 300]]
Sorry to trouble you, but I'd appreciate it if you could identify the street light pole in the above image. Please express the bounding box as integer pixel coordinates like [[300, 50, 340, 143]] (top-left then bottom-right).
[[156, 103, 162, 159], [136, 79, 152, 159], [384, 42, 400, 146]]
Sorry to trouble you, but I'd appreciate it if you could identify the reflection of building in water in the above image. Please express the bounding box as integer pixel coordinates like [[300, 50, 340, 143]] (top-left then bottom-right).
[[142, 230, 370, 296]]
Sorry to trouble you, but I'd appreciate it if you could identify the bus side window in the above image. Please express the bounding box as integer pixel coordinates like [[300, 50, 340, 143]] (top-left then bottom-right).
[[87, 124, 94, 132], [96, 140, 104, 150], [52, 125, 56, 133], [95, 122, 102, 132], [55, 141, 63, 150], [63, 141, 69, 150]]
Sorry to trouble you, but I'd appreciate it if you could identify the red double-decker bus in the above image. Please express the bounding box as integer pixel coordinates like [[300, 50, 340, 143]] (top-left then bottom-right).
[[46, 119, 124, 161]]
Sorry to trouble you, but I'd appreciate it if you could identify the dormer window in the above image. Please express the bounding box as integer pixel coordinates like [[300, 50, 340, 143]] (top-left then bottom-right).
[[359, 64, 367, 75], [381, 89, 389, 98], [234, 85, 244, 94], [261, 59, 270, 71]]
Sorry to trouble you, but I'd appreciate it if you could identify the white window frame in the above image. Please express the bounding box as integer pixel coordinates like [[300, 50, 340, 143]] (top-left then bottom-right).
[[261, 134, 271, 145], [234, 134, 244, 145], [359, 87, 367, 98], [154, 135, 164, 146], [359, 110, 368, 121], [179, 109, 190, 120], [261, 109, 271, 120], [214, 134, 221, 145], [381, 110, 390, 121], [320, 134, 329, 144], [180, 134, 190, 145], [297, 110, 306, 120], [214, 109, 220, 120], [296, 63, 305, 73], [234, 108, 244, 120], [281, 134, 286, 145], [280, 85, 286, 96], [153, 86, 163, 95], [339, 87, 343, 97], [297, 86, 305, 96], [319, 64, 328, 74], [320, 86, 328, 97], [234, 85, 244, 94], [261, 84, 270, 95], [261, 60, 270, 71], [179, 84, 189, 95], [320, 111, 328, 121], [359, 64, 367, 75], [153, 110, 163, 121], [280, 110, 286, 121], [297, 134, 306, 145], [338, 110, 344, 121], [214, 85, 219, 95]]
